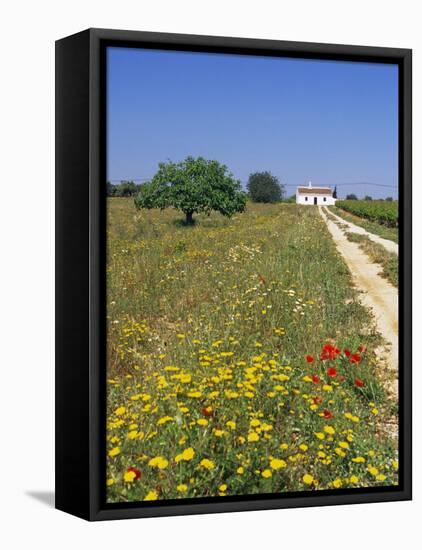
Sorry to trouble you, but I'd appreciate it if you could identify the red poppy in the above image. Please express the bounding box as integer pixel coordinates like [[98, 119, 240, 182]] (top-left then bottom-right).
[[339, 375, 345, 382], [313, 396, 323, 405], [320, 343, 341, 361], [354, 378, 364, 388], [358, 345, 366, 353], [126, 466, 141, 480], [306, 355, 315, 363], [312, 374, 321, 384], [344, 348, 351, 357], [323, 409, 333, 419], [350, 353, 362, 364], [202, 407, 213, 417], [327, 367, 337, 378]]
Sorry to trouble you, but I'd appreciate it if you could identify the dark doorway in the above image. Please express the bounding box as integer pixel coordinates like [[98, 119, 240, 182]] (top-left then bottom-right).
[[313, 197, 317, 205]]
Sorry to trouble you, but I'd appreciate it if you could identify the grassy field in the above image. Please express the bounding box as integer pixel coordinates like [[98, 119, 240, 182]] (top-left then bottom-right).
[[331, 204, 398, 243], [344, 232, 398, 287], [106, 199, 398, 503]]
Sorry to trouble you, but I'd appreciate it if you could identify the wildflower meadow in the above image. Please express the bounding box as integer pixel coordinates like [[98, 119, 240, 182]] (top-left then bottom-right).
[[106, 199, 398, 503]]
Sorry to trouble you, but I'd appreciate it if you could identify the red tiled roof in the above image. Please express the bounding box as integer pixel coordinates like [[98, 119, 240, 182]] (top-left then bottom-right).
[[297, 187, 333, 195]]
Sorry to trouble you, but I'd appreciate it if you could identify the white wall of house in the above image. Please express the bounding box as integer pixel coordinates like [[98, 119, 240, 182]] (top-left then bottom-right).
[[296, 194, 336, 205]]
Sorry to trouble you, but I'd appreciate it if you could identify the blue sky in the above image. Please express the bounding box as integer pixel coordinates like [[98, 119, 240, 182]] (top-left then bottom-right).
[[107, 47, 398, 199]]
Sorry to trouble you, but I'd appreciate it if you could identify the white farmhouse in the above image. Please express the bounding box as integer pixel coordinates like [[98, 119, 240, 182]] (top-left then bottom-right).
[[296, 182, 336, 206]]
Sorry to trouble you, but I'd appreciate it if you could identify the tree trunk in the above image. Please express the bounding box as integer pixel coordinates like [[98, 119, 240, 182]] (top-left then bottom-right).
[[185, 211, 194, 224]]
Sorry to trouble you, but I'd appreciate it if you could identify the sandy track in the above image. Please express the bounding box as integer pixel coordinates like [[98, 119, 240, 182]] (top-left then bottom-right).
[[325, 207, 398, 255], [319, 206, 398, 400]]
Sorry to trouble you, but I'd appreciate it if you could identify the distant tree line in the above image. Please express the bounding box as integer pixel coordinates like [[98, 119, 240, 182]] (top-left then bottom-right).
[[109, 170, 287, 205], [345, 193, 394, 201], [107, 181, 141, 197]]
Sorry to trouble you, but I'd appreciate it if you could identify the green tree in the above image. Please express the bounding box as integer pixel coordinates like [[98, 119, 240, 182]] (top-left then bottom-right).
[[364, 195, 373, 201], [333, 186, 338, 199], [107, 181, 116, 197], [385, 196, 393, 202], [247, 171, 284, 203], [346, 193, 358, 200], [134, 156, 246, 224], [116, 180, 139, 197]]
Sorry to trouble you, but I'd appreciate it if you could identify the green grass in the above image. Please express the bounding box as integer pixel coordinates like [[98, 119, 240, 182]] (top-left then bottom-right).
[[344, 232, 398, 287], [106, 199, 398, 503], [331, 205, 398, 243]]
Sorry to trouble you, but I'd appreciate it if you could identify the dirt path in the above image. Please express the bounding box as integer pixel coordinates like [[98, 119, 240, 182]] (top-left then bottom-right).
[[319, 206, 398, 403], [324, 207, 398, 255]]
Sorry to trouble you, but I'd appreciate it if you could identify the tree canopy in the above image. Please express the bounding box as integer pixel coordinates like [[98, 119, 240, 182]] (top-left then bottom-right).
[[134, 156, 247, 224], [247, 172, 284, 203], [346, 193, 358, 200], [107, 180, 140, 197]]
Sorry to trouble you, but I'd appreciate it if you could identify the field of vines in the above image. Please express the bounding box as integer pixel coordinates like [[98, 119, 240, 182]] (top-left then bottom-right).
[[335, 200, 398, 228]]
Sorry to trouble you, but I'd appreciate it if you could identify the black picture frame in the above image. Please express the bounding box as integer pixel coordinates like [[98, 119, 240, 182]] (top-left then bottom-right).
[[55, 28, 412, 521]]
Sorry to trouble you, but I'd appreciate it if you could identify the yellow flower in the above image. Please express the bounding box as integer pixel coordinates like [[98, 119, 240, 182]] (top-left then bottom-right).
[[303, 474, 314, 485], [200, 458, 215, 470], [371, 408, 379, 415], [352, 456, 366, 463], [270, 458, 287, 470], [108, 446, 121, 457], [144, 490, 158, 501], [315, 432, 325, 440], [302, 376, 313, 383], [250, 419, 261, 427], [392, 460, 399, 470], [323, 384, 333, 392], [219, 484, 227, 492], [177, 484, 188, 493], [148, 456, 169, 469], [226, 420, 236, 430], [261, 423, 273, 432], [106, 478, 114, 486], [175, 447, 195, 462], [187, 391, 202, 398], [376, 474, 387, 481], [350, 475, 359, 484], [197, 418, 208, 426], [237, 466, 245, 474], [247, 432, 260, 442], [262, 469, 272, 478], [124, 470, 137, 483], [367, 466, 379, 476], [324, 425, 335, 435], [115, 406, 126, 416], [339, 441, 349, 449], [280, 443, 289, 450], [332, 478, 342, 489], [299, 444, 308, 452], [214, 429, 225, 437]]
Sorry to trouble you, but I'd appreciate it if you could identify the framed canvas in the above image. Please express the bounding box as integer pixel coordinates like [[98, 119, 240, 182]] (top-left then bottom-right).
[[55, 28, 412, 521]]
